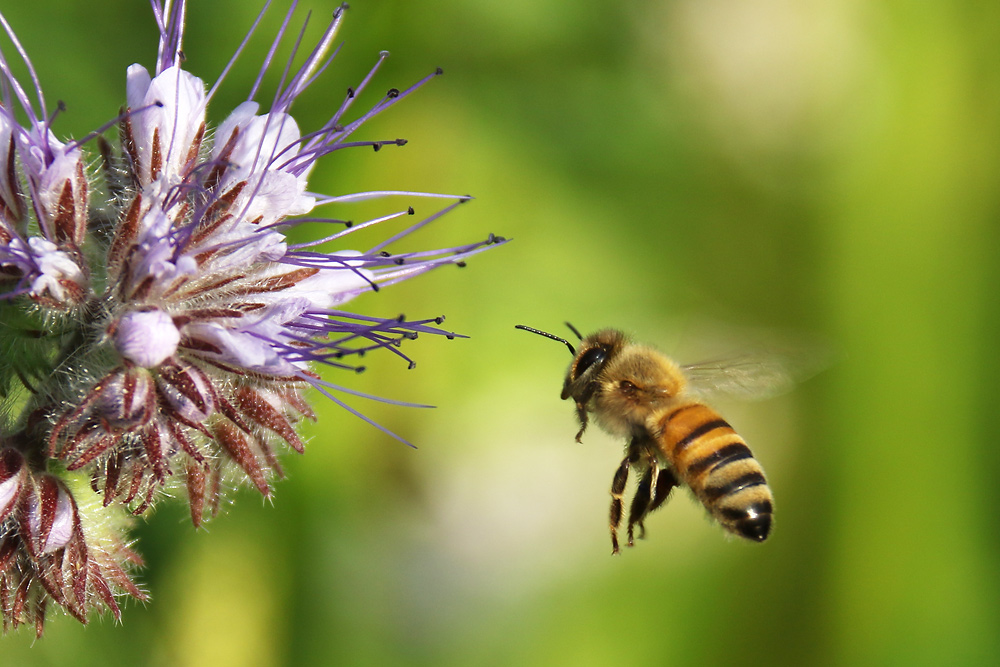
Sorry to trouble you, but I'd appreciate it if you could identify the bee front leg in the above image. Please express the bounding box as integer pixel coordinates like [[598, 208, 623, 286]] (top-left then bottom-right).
[[574, 401, 589, 442], [609, 456, 630, 554]]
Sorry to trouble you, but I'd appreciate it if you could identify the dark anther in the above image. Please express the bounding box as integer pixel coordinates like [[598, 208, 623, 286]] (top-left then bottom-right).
[[455, 261, 467, 268], [346, 87, 355, 98], [57, 100, 67, 112], [396, 138, 408, 146], [435, 316, 445, 324], [408, 361, 416, 370], [395, 258, 405, 265], [178, 50, 187, 62], [373, 143, 382, 152], [446, 334, 455, 340], [435, 67, 444, 75], [408, 206, 415, 215], [387, 88, 400, 98], [396, 314, 406, 322], [333, 124, 345, 132], [355, 366, 367, 374], [345, 220, 353, 227], [379, 251, 391, 257]]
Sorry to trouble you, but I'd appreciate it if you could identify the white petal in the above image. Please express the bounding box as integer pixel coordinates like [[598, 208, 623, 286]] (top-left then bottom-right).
[[184, 321, 296, 375], [126, 64, 207, 184], [126, 63, 153, 108], [24, 236, 84, 301], [0, 472, 21, 519], [43, 487, 75, 553]]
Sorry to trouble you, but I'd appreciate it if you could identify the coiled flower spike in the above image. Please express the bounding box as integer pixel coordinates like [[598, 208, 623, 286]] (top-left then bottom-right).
[[0, 0, 503, 635]]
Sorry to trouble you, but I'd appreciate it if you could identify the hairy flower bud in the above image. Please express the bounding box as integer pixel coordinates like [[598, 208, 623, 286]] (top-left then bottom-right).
[[0, 448, 146, 635]]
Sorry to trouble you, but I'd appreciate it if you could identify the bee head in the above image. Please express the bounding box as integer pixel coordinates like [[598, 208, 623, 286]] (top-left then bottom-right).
[[515, 324, 629, 403], [561, 329, 628, 402]]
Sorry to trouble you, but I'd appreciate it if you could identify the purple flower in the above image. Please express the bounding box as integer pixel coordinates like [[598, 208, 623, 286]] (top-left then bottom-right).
[[0, 1, 503, 635]]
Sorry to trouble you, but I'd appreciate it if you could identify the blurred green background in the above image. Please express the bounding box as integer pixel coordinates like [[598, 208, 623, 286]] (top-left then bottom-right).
[[3, 0, 1000, 665]]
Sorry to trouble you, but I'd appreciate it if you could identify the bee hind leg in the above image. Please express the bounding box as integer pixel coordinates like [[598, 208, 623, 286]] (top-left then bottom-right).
[[628, 466, 680, 547], [626, 467, 655, 547], [647, 466, 679, 515], [609, 456, 630, 554]]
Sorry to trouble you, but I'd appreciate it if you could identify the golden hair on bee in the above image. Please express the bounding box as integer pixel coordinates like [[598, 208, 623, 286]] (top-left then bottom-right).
[[516, 323, 777, 554]]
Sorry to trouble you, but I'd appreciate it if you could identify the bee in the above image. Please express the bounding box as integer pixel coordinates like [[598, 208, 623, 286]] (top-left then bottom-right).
[[517, 323, 804, 554]]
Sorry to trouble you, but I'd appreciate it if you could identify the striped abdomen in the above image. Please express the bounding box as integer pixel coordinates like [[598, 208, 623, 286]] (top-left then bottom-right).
[[656, 402, 772, 541]]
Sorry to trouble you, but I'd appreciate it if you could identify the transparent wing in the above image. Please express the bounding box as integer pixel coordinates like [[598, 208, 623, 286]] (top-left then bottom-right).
[[681, 346, 833, 402]]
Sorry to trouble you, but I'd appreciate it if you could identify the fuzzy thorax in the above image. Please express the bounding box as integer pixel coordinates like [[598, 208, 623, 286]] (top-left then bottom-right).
[[590, 345, 686, 438]]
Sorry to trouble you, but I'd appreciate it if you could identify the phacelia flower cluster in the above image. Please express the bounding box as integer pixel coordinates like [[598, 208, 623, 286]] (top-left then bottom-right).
[[0, 1, 501, 636]]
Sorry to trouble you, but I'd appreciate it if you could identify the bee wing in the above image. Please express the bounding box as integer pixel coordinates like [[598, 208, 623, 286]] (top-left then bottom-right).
[[681, 347, 832, 402]]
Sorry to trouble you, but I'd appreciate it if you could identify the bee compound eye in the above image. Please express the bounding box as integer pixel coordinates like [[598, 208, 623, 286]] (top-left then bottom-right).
[[619, 380, 637, 395], [576, 347, 607, 376]]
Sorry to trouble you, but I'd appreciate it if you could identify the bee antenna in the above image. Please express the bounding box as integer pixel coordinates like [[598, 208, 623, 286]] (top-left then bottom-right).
[[515, 325, 576, 356], [564, 322, 583, 340]]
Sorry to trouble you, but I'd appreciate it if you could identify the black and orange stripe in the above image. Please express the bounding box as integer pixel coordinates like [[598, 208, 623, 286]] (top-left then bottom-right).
[[655, 402, 773, 541]]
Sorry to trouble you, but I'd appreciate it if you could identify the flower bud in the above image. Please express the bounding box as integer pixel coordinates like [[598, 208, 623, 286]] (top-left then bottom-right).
[[21, 475, 76, 555], [114, 308, 180, 368]]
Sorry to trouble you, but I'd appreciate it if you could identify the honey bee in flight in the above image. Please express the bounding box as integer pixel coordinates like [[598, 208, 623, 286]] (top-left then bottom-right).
[[517, 323, 805, 554]]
